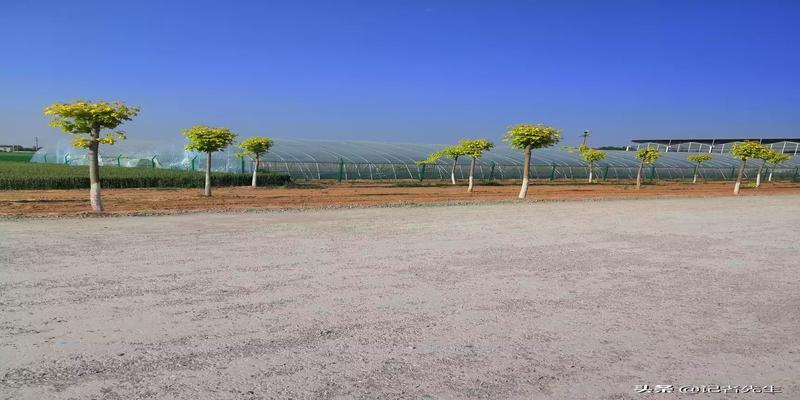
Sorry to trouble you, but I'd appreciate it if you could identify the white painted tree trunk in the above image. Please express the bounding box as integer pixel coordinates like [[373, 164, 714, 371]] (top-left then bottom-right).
[[755, 161, 765, 188], [90, 181, 102, 211], [768, 171, 773, 182], [587, 162, 593, 183], [467, 157, 475, 192], [734, 159, 746, 195], [204, 151, 212, 197], [518, 146, 531, 199], [635, 162, 643, 189], [450, 157, 457, 185], [251, 157, 259, 188], [88, 129, 103, 212], [692, 173, 698, 184]]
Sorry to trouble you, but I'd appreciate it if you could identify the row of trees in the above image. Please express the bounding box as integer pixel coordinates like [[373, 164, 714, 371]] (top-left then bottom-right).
[[44, 100, 275, 211], [417, 139, 495, 192], [729, 141, 791, 195], [629, 143, 791, 193], [43, 100, 795, 213], [426, 128, 793, 197], [420, 124, 563, 198], [183, 126, 274, 197]]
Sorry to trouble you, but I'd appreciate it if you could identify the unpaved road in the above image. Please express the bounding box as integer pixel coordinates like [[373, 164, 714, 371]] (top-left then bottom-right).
[[1, 196, 798, 399], [2, 181, 800, 216]]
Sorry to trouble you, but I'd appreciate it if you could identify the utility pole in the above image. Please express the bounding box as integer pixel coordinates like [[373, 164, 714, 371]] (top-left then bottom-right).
[[580, 130, 590, 146]]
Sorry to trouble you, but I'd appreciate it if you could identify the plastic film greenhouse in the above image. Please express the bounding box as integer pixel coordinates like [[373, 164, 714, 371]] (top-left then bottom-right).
[[31, 138, 800, 181]]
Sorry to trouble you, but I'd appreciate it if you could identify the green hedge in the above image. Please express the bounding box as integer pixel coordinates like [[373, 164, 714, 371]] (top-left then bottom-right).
[[0, 161, 291, 190]]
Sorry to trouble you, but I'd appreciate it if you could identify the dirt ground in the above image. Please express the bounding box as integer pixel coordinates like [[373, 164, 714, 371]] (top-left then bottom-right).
[[1, 196, 798, 399], [1, 180, 799, 216]]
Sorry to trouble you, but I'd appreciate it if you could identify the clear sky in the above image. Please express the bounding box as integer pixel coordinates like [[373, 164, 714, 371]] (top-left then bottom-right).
[[1, 0, 798, 147]]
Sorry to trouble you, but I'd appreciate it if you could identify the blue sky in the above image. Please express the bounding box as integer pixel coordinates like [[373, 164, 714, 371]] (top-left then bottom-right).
[[1, 0, 798, 147]]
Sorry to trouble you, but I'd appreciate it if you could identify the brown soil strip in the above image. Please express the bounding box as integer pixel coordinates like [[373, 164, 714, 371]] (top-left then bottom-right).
[[1, 181, 799, 217]]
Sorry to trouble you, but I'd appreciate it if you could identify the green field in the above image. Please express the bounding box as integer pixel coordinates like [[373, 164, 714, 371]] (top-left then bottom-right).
[[0, 160, 291, 190], [0, 151, 35, 162]]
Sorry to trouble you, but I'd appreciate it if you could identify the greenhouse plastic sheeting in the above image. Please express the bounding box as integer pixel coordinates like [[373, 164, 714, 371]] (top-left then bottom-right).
[[31, 138, 800, 181]]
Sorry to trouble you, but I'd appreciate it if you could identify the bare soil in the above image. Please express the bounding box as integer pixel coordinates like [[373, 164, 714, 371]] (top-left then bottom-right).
[[1, 180, 799, 216], [1, 196, 798, 399]]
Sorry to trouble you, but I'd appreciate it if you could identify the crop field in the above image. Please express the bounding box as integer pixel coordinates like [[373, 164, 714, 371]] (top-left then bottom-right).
[[0, 152, 34, 163], [1, 196, 797, 399], [0, 161, 290, 190]]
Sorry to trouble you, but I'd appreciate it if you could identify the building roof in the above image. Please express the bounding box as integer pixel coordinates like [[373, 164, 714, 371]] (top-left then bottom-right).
[[632, 138, 799, 145]]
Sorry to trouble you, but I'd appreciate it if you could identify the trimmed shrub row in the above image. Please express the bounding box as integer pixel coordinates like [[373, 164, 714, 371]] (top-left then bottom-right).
[[0, 162, 291, 190]]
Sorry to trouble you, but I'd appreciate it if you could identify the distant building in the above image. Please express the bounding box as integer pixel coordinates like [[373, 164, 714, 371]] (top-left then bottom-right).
[[0, 144, 37, 152], [629, 138, 800, 154]]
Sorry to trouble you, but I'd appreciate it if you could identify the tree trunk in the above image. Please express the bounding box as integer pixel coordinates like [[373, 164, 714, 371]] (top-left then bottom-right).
[[88, 128, 103, 212], [518, 145, 531, 199], [204, 151, 212, 197], [734, 158, 746, 195], [450, 157, 458, 185], [251, 156, 259, 188], [467, 157, 475, 192], [768, 169, 773, 182], [587, 161, 593, 183], [692, 165, 698, 184], [755, 160, 765, 188], [635, 161, 643, 189]]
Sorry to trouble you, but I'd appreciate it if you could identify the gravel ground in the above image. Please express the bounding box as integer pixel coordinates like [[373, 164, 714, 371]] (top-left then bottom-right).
[[1, 196, 798, 399]]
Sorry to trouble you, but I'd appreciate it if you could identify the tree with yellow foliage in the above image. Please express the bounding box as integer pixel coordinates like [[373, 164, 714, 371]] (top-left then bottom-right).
[[43, 100, 140, 212]]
